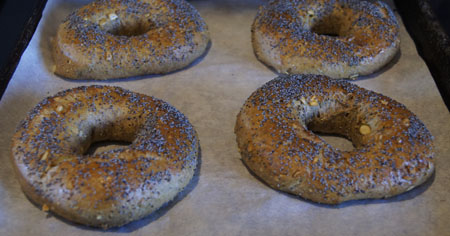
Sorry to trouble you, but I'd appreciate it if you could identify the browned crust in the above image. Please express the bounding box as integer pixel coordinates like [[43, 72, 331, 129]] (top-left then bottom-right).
[[11, 85, 199, 228], [52, 0, 210, 80], [235, 75, 434, 204], [252, 0, 400, 79]]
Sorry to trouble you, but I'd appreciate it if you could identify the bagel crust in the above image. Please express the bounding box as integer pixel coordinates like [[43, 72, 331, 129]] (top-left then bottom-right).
[[11, 86, 199, 228], [235, 75, 434, 204], [252, 0, 400, 79], [53, 0, 210, 79]]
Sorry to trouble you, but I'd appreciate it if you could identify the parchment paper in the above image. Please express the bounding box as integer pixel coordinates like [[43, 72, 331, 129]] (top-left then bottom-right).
[[1, 0, 449, 235]]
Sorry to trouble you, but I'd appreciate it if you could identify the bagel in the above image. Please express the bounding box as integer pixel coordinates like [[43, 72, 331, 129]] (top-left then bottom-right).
[[11, 85, 199, 228], [252, 0, 400, 79], [52, 0, 210, 79], [235, 75, 434, 204]]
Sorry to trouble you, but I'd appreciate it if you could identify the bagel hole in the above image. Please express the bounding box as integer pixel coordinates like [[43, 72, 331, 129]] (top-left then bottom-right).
[[314, 132, 355, 152], [306, 110, 358, 152], [84, 140, 132, 155], [103, 20, 156, 37], [311, 16, 344, 37]]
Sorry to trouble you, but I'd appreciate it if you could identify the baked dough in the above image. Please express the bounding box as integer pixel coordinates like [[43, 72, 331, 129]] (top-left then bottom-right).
[[53, 0, 210, 79], [235, 74, 434, 204], [11, 85, 199, 228], [252, 0, 400, 79]]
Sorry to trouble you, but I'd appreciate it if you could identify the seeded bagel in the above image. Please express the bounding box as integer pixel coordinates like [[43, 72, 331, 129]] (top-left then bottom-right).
[[235, 75, 434, 204], [252, 0, 400, 79], [11, 85, 199, 228], [53, 0, 210, 79]]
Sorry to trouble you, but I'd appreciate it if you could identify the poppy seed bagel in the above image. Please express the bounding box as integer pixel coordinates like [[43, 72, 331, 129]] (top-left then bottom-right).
[[11, 85, 199, 228], [252, 0, 400, 79], [53, 0, 210, 79], [235, 75, 434, 204]]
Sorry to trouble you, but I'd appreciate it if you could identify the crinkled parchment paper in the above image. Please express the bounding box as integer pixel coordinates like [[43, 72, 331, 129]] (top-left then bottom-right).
[[1, 0, 449, 235]]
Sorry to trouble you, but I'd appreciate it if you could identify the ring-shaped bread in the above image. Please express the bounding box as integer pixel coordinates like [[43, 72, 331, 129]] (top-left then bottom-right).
[[235, 75, 434, 204], [252, 0, 400, 79], [53, 0, 210, 79], [11, 85, 199, 228]]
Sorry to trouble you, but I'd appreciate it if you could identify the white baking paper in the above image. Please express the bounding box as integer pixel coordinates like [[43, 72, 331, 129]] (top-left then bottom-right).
[[1, 0, 449, 235]]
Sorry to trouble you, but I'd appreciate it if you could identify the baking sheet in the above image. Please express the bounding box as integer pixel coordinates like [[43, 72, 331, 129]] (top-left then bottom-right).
[[1, 0, 450, 235]]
